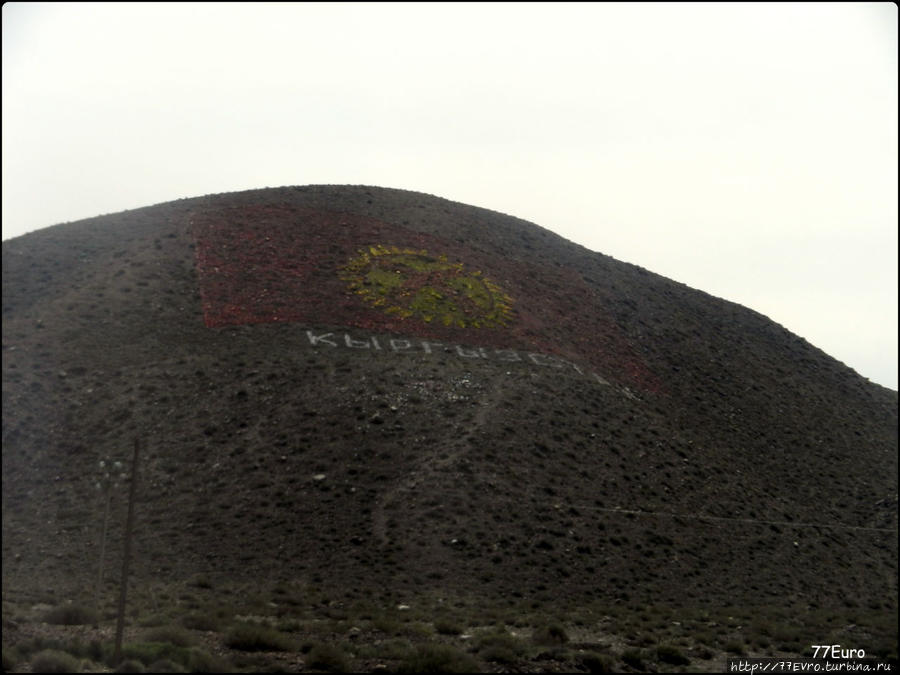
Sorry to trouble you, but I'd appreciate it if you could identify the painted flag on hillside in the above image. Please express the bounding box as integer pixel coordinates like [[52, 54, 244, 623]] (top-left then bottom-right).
[[192, 205, 660, 392]]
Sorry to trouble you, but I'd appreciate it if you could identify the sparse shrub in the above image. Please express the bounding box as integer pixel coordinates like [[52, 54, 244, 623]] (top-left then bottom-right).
[[117, 642, 189, 667], [636, 633, 655, 647], [475, 630, 526, 664], [3, 647, 18, 672], [305, 643, 350, 672], [753, 635, 771, 649], [622, 648, 645, 670], [43, 603, 99, 626], [581, 651, 615, 674], [30, 648, 82, 673], [751, 620, 774, 637], [115, 659, 146, 673], [367, 638, 415, 661], [180, 611, 222, 632], [725, 641, 746, 656], [772, 625, 802, 651], [396, 643, 480, 673], [8, 636, 64, 660], [531, 623, 569, 645], [225, 622, 295, 652], [434, 617, 464, 635], [869, 638, 898, 661], [62, 637, 105, 662], [146, 658, 186, 673], [276, 618, 303, 632], [143, 625, 195, 647], [372, 614, 402, 634], [694, 631, 716, 647], [137, 614, 169, 628], [401, 621, 435, 638], [188, 574, 213, 589], [479, 643, 519, 664], [657, 644, 690, 665], [186, 648, 233, 673]]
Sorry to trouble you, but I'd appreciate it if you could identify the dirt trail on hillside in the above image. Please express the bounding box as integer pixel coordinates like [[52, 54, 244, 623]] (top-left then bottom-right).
[[371, 376, 504, 545]]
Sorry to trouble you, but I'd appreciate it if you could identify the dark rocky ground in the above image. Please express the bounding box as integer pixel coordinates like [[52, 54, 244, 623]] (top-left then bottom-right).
[[2, 185, 897, 672]]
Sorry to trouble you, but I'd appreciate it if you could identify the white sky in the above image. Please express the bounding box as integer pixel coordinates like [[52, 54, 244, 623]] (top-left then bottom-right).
[[2, 2, 897, 390]]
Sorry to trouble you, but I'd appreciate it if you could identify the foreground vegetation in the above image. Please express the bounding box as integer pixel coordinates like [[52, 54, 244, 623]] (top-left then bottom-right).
[[2, 578, 896, 673]]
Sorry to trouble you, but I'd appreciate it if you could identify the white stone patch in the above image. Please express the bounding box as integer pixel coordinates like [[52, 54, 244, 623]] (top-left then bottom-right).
[[301, 328, 640, 401]]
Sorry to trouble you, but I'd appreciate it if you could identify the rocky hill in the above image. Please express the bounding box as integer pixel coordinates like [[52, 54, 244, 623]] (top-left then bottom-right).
[[2, 185, 896, 672]]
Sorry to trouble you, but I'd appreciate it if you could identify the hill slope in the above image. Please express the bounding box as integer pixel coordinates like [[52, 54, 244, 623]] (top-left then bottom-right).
[[2, 185, 896, 670]]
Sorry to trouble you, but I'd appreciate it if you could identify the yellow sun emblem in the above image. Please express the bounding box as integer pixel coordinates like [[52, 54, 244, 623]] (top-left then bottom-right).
[[340, 245, 513, 328]]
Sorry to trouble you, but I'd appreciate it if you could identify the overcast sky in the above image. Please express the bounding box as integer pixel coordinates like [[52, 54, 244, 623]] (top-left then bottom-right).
[[2, 2, 897, 389]]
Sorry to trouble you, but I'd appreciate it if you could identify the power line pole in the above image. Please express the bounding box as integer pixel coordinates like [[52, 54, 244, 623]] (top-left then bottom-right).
[[94, 478, 112, 623], [94, 458, 124, 625], [113, 438, 140, 665]]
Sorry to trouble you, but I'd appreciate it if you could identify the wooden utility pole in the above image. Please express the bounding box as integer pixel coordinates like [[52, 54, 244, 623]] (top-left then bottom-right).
[[94, 479, 112, 623], [113, 439, 140, 665]]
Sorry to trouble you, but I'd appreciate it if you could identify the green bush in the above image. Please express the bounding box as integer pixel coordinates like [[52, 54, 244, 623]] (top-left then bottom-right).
[[693, 631, 717, 647], [224, 622, 295, 652], [657, 644, 690, 665], [180, 611, 222, 632], [146, 658, 186, 673], [7, 636, 64, 659], [581, 651, 615, 674], [138, 613, 170, 628], [475, 630, 526, 664], [305, 643, 350, 672], [751, 620, 774, 637], [772, 625, 803, 652], [30, 649, 82, 673], [372, 615, 402, 635], [142, 625, 195, 648], [86, 639, 105, 661], [2, 647, 18, 672], [869, 638, 898, 661], [187, 648, 233, 673], [43, 603, 99, 626], [433, 617, 464, 635], [109, 641, 229, 672], [753, 635, 771, 649], [725, 641, 746, 655], [622, 648, 645, 670], [276, 618, 303, 632], [368, 638, 415, 661], [400, 621, 435, 638], [188, 574, 213, 589], [118, 641, 190, 667], [531, 623, 569, 645], [396, 643, 480, 673]]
